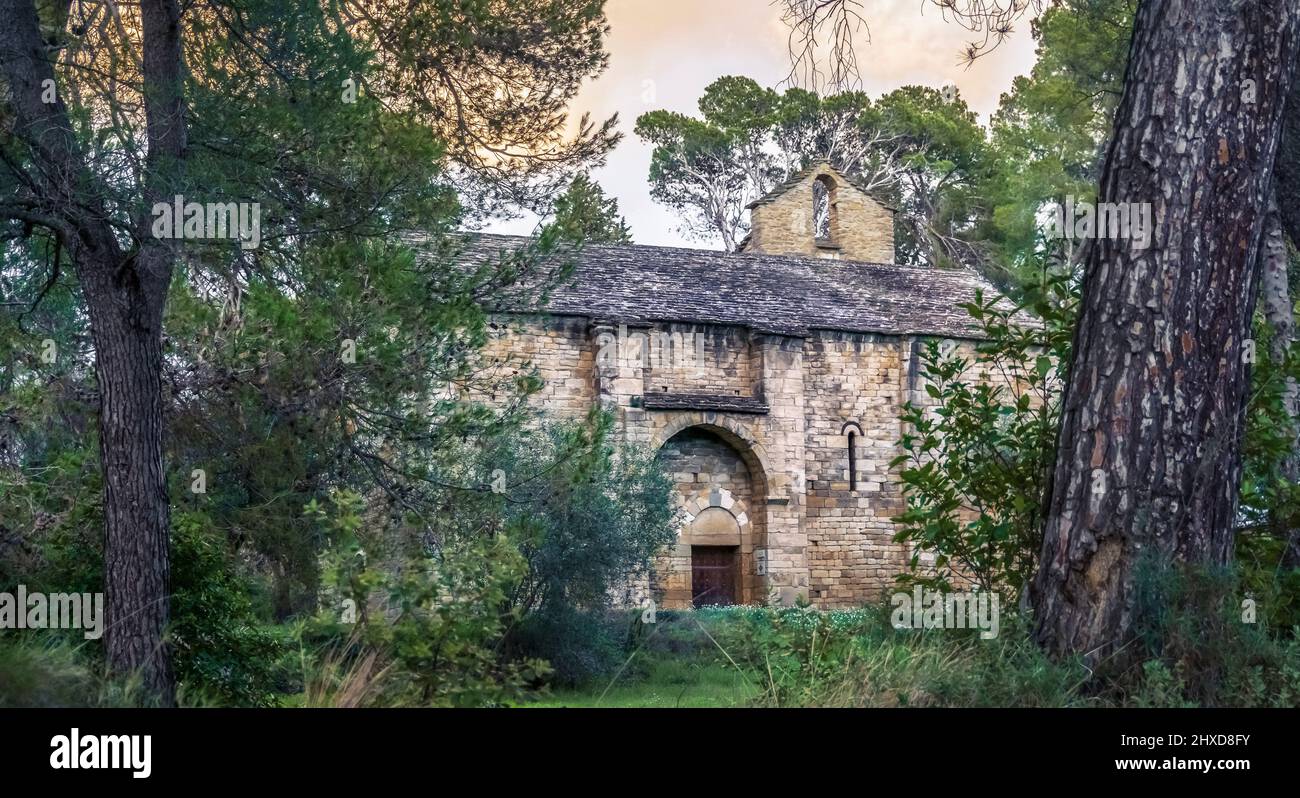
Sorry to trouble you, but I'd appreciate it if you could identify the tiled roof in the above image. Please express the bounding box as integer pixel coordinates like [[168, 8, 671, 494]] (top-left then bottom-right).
[[435, 232, 1020, 340]]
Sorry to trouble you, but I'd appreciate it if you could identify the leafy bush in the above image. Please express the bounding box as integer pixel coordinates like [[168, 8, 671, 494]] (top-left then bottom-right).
[[1238, 530, 1300, 631], [1238, 308, 1300, 629], [493, 412, 678, 684], [509, 606, 623, 688], [892, 268, 1074, 599], [169, 512, 288, 707], [305, 407, 679, 699], [309, 490, 549, 707], [1126, 558, 1300, 707], [0, 450, 286, 705]]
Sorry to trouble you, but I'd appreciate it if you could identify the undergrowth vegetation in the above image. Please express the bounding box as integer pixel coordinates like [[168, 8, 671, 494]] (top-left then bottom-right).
[[527, 570, 1300, 709], [4, 564, 1298, 708]]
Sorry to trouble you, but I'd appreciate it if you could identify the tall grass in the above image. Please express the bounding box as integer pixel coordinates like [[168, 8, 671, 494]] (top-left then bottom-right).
[[0, 636, 150, 707], [689, 589, 1300, 708], [299, 633, 392, 708]]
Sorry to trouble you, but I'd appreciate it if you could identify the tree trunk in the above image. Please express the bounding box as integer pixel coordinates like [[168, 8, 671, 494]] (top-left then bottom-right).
[[0, 0, 183, 702], [82, 264, 175, 703], [1270, 74, 1300, 568], [1032, 0, 1300, 663], [1258, 197, 1295, 451]]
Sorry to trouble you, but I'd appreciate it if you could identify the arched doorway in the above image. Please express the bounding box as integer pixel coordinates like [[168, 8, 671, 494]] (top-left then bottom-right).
[[655, 425, 768, 608]]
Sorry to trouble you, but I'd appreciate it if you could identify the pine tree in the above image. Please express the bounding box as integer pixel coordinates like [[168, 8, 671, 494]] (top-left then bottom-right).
[[551, 174, 633, 244]]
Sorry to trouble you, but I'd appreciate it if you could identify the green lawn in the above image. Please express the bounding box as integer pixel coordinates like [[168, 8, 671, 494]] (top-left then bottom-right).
[[527, 658, 759, 708], [523, 611, 766, 707]]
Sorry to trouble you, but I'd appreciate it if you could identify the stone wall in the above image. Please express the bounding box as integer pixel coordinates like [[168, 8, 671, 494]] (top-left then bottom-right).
[[483, 311, 996, 610], [482, 314, 594, 416], [601, 322, 755, 398], [802, 330, 911, 606], [744, 162, 896, 264]]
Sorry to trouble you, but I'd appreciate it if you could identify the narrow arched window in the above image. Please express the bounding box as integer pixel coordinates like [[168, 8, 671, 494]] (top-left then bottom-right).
[[847, 431, 857, 490], [813, 175, 835, 242], [813, 180, 830, 240], [841, 421, 862, 491]]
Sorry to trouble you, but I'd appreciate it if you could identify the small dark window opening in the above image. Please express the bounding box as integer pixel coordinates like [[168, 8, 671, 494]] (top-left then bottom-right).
[[847, 431, 857, 490], [813, 177, 832, 241]]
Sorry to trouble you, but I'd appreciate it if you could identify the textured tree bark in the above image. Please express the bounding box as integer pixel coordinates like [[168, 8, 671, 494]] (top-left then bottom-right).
[[82, 263, 175, 703], [1270, 75, 1300, 568], [0, 0, 183, 701], [1032, 0, 1300, 663], [1275, 67, 1300, 242]]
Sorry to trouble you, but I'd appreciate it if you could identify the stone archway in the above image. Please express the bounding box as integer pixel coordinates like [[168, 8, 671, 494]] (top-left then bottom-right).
[[654, 423, 769, 607], [652, 414, 772, 483]]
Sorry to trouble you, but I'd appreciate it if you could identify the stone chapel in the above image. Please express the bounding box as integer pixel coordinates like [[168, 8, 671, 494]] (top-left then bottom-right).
[[457, 161, 1002, 610]]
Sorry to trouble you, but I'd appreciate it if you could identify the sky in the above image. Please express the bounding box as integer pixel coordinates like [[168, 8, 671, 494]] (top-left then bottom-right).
[[481, 0, 1042, 249]]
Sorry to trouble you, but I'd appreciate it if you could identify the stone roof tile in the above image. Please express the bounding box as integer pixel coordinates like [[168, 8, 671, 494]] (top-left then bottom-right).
[[437, 232, 1022, 340]]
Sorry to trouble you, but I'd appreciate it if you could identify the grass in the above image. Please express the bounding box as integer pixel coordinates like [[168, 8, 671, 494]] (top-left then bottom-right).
[[522, 595, 1300, 708], [0, 635, 163, 707], [528, 659, 758, 707], [518, 606, 1086, 709], [9, 579, 1297, 707], [524, 608, 761, 707]]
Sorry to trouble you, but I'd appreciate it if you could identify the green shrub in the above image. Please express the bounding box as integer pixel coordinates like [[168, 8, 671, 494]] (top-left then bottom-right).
[[309, 490, 549, 707], [494, 413, 677, 674], [169, 512, 288, 707], [1124, 559, 1300, 707], [892, 269, 1074, 600], [1, 492, 286, 705], [510, 606, 622, 687], [0, 637, 145, 708]]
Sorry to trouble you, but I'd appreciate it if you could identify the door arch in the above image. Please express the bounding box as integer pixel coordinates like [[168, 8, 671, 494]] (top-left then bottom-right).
[[655, 424, 768, 607]]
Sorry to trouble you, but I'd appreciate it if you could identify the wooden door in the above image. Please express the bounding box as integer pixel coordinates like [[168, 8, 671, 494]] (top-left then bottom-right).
[[692, 546, 738, 607]]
